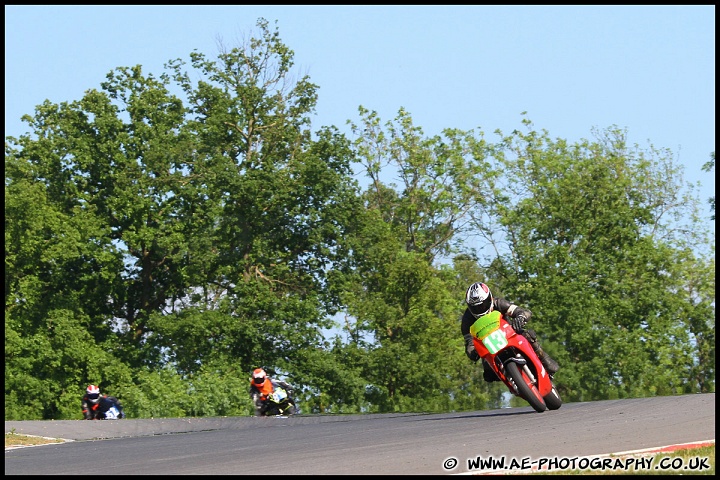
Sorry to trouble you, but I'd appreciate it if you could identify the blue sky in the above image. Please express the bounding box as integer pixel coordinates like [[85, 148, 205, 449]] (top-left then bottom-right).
[[5, 5, 715, 230]]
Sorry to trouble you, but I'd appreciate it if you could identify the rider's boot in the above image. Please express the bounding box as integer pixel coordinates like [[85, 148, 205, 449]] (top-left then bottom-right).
[[534, 346, 560, 376], [524, 329, 559, 375]]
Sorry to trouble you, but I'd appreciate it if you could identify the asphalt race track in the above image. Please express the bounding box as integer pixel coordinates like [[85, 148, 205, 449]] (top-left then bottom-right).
[[5, 393, 715, 475]]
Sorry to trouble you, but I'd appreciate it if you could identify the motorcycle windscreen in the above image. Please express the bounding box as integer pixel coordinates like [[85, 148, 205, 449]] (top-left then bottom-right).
[[104, 406, 121, 419], [270, 387, 288, 403], [469, 310, 502, 341]]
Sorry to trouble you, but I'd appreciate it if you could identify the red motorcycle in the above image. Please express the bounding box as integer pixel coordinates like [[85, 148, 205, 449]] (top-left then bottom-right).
[[470, 310, 562, 412]]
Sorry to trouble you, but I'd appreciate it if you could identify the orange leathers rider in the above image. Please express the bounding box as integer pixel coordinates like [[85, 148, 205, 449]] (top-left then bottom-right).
[[248, 368, 294, 416], [251, 370, 274, 400]]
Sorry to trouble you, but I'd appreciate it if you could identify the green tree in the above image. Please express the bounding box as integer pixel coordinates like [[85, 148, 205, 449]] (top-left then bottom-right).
[[326, 107, 501, 412], [484, 118, 715, 401], [701, 151, 715, 220], [5, 131, 132, 419], [150, 18, 365, 391], [5, 18, 364, 419], [5, 18, 713, 420]]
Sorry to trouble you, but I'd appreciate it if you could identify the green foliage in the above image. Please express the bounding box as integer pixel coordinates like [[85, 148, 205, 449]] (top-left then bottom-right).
[[701, 152, 715, 220], [4, 19, 714, 420], [483, 120, 715, 401], [116, 366, 253, 419], [293, 342, 370, 414]]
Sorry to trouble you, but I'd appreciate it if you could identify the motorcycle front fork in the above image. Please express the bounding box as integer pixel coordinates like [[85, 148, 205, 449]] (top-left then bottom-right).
[[522, 364, 538, 384], [504, 357, 538, 395]]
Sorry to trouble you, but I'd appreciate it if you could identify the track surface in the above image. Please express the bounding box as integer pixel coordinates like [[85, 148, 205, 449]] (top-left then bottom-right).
[[5, 393, 715, 475]]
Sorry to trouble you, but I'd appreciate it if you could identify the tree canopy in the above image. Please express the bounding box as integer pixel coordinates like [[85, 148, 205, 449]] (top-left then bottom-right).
[[5, 18, 714, 420]]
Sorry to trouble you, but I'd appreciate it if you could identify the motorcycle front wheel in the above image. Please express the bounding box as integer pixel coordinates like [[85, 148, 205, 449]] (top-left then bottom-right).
[[505, 361, 547, 413], [543, 381, 562, 410], [282, 401, 297, 415], [262, 401, 296, 416]]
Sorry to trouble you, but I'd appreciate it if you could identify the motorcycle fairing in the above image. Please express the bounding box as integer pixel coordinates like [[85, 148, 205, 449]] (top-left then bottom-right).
[[470, 311, 552, 398]]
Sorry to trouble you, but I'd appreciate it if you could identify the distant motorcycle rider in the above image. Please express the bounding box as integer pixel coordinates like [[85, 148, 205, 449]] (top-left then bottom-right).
[[82, 384, 125, 420], [249, 368, 295, 416], [461, 282, 560, 382]]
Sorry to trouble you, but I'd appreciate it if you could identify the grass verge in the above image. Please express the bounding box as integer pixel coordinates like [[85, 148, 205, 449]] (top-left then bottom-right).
[[5, 430, 68, 448]]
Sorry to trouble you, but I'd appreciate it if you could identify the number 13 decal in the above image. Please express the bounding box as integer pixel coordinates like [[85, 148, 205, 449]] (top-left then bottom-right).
[[482, 329, 508, 354]]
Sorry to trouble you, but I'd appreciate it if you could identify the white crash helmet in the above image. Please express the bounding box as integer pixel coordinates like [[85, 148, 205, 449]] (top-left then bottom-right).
[[86, 384, 101, 403], [465, 282, 494, 318]]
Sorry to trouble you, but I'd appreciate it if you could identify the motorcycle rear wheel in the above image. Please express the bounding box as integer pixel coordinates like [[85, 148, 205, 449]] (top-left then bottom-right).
[[505, 361, 547, 413]]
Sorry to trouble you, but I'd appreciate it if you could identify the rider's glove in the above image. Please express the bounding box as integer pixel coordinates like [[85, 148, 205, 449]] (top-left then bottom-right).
[[463, 333, 480, 362], [510, 315, 527, 332]]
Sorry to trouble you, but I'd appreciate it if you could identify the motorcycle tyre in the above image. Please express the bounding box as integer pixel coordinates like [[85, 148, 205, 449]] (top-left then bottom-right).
[[543, 382, 562, 410], [262, 401, 296, 417], [283, 402, 297, 416], [505, 361, 547, 413]]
